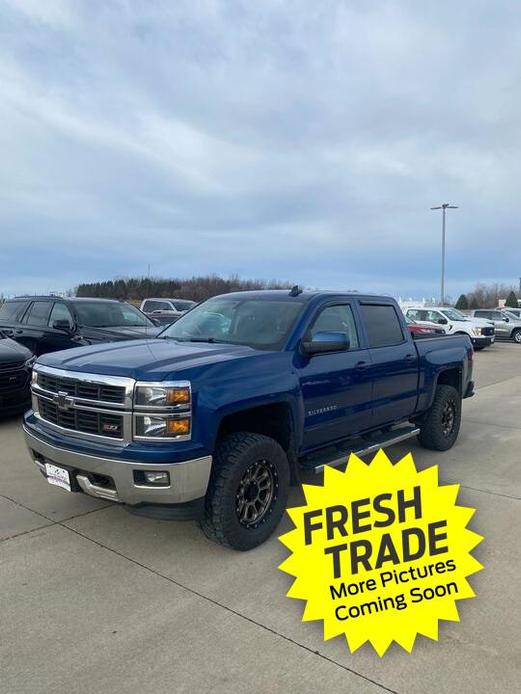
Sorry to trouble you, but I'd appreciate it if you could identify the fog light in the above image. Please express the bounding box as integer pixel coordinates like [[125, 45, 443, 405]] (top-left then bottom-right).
[[144, 471, 170, 485]]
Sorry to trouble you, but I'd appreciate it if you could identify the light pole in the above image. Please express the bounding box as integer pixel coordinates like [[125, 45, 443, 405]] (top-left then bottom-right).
[[430, 203, 458, 305]]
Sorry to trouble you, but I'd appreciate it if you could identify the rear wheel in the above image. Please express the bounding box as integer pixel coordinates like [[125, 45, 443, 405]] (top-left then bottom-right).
[[512, 329, 521, 344], [417, 385, 461, 451], [200, 432, 290, 550]]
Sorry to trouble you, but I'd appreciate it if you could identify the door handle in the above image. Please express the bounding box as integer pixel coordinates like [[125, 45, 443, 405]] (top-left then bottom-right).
[[405, 353, 415, 362], [355, 360, 369, 371]]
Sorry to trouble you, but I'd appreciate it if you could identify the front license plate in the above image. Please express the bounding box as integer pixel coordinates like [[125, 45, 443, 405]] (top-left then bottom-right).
[[45, 463, 71, 492]]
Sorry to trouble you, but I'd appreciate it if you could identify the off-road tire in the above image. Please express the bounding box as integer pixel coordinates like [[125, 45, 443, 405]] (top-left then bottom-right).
[[417, 385, 461, 451], [512, 329, 521, 344], [200, 432, 290, 550]]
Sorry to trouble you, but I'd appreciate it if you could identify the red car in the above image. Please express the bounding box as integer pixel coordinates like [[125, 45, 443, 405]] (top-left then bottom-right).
[[405, 316, 445, 336]]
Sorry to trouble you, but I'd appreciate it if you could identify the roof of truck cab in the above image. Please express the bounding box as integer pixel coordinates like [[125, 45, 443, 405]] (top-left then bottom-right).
[[209, 290, 395, 302]]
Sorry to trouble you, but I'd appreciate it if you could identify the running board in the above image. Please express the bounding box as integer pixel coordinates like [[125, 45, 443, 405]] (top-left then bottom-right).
[[312, 426, 420, 473]]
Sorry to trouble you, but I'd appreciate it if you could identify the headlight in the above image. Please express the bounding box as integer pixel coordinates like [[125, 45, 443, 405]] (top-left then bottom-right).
[[134, 415, 191, 439], [134, 383, 191, 407], [133, 381, 192, 441], [472, 328, 482, 336], [25, 356, 37, 371]]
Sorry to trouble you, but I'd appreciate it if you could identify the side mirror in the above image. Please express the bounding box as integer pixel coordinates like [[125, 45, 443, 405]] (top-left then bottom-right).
[[438, 318, 448, 325], [301, 331, 350, 355], [150, 317, 161, 326], [52, 319, 74, 333]]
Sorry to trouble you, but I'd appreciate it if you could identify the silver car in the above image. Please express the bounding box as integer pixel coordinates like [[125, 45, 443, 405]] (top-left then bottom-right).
[[140, 298, 197, 326], [497, 307, 521, 319], [472, 309, 521, 343]]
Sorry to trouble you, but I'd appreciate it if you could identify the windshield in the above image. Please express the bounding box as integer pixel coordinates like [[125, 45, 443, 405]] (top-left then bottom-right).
[[74, 302, 153, 328], [160, 297, 304, 350], [173, 300, 196, 311], [442, 308, 468, 322]]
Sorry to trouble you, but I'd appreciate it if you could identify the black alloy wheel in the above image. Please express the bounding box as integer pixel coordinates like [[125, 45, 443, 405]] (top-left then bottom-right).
[[236, 459, 278, 528]]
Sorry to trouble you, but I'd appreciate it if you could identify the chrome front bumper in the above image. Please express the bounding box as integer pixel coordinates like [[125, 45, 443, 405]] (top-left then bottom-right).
[[23, 426, 212, 507]]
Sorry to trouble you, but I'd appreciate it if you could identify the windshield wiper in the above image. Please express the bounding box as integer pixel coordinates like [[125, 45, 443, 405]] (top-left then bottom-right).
[[187, 337, 225, 343], [157, 336, 227, 343]]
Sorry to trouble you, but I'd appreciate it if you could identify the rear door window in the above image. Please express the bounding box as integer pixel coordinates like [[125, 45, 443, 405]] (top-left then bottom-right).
[[23, 301, 53, 327], [0, 301, 29, 322], [407, 309, 429, 321], [360, 304, 405, 348], [424, 310, 442, 323]]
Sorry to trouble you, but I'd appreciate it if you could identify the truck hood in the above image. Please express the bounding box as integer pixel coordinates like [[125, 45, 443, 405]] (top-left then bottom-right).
[[80, 325, 162, 341], [36, 338, 258, 379], [0, 337, 32, 364]]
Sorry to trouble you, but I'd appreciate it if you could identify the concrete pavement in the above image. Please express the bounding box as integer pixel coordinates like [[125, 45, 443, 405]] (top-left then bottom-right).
[[1, 342, 520, 693]]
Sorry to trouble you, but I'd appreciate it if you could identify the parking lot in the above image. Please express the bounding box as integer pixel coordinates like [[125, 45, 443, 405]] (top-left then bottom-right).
[[1, 342, 520, 694]]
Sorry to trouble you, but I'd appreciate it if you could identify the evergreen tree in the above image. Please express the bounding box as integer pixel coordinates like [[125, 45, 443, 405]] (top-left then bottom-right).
[[505, 290, 518, 308], [454, 294, 468, 310]]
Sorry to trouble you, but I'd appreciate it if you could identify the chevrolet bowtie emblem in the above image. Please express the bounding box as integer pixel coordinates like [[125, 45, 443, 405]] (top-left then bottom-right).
[[54, 391, 74, 411]]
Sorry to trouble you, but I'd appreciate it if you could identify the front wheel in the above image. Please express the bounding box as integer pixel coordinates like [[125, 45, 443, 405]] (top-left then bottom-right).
[[417, 384, 461, 451], [512, 329, 521, 344], [200, 432, 290, 550]]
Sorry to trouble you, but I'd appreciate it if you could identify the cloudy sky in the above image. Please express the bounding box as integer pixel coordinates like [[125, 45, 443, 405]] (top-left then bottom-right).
[[1, 0, 519, 300]]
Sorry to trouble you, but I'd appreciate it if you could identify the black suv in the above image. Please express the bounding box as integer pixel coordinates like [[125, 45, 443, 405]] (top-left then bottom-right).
[[0, 297, 161, 357], [0, 330, 33, 415]]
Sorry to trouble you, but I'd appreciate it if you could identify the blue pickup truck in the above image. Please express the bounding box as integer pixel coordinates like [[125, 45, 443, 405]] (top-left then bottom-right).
[[23, 290, 474, 550]]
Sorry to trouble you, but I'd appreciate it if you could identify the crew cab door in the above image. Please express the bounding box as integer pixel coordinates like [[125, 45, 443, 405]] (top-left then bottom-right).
[[17, 300, 77, 356], [14, 300, 54, 355], [0, 300, 30, 339], [358, 301, 419, 426], [298, 302, 373, 451], [44, 301, 78, 352]]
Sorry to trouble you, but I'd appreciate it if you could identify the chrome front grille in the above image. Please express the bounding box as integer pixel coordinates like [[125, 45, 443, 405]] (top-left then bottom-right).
[[31, 365, 191, 445], [32, 365, 135, 443], [37, 397, 124, 438], [38, 372, 126, 404]]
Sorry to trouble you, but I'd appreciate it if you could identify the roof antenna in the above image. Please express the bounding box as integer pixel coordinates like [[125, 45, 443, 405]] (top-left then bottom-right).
[[289, 285, 303, 297]]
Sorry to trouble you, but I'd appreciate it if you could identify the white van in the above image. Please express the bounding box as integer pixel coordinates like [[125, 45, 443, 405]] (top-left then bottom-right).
[[404, 306, 495, 350]]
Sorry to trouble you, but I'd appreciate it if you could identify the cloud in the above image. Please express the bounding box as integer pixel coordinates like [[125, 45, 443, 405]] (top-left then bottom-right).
[[1, 0, 520, 299]]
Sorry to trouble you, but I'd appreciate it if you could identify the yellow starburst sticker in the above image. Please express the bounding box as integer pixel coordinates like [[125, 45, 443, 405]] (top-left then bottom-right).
[[279, 450, 483, 656]]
